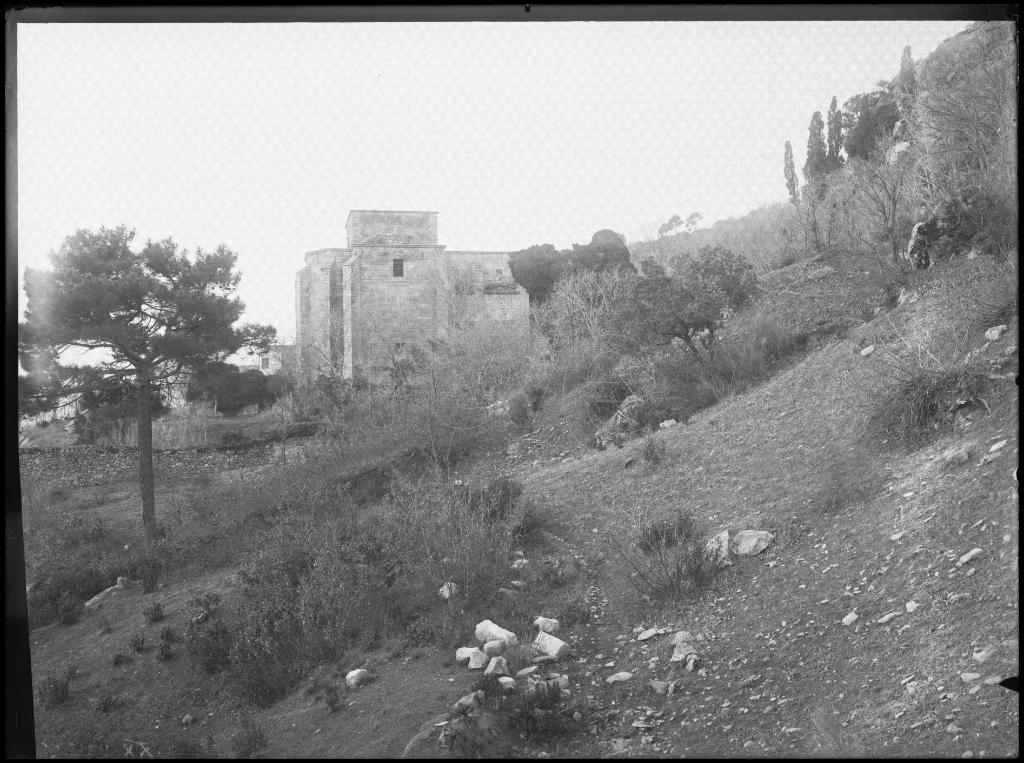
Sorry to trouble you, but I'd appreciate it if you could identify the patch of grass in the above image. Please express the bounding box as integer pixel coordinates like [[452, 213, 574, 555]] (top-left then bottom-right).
[[230, 718, 268, 759], [640, 433, 666, 466], [112, 652, 134, 667], [159, 625, 180, 644], [94, 694, 124, 714], [506, 681, 580, 742], [557, 600, 591, 629], [142, 602, 165, 623], [607, 509, 720, 603], [40, 671, 70, 708], [186, 618, 233, 674], [56, 591, 84, 626], [97, 615, 113, 634], [129, 631, 146, 653]]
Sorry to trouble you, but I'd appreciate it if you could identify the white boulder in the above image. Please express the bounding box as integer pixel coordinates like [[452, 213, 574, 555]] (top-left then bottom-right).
[[705, 530, 732, 567], [731, 530, 775, 556], [498, 676, 517, 693], [455, 647, 478, 664], [606, 671, 633, 684], [483, 640, 506, 657], [475, 619, 518, 647], [346, 668, 371, 688], [533, 630, 571, 660], [485, 656, 510, 676], [533, 616, 560, 634], [467, 649, 489, 670]]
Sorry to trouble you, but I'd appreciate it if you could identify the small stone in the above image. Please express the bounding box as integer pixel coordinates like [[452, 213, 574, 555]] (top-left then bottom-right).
[[438, 582, 458, 599], [455, 647, 477, 665], [891, 532, 906, 541], [345, 669, 371, 689], [877, 612, 900, 624], [905, 601, 919, 613], [972, 648, 994, 664], [956, 548, 983, 567], [982, 675, 1002, 685], [946, 724, 963, 734], [705, 530, 732, 567], [968, 685, 981, 695], [606, 672, 633, 684], [649, 680, 669, 695], [842, 612, 859, 626], [516, 665, 539, 678], [182, 714, 195, 725], [453, 691, 483, 714], [988, 439, 1008, 453], [960, 673, 981, 683], [861, 345, 876, 357], [498, 676, 516, 692]]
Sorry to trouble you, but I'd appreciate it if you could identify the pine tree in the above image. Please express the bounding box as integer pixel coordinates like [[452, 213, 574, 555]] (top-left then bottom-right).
[[784, 141, 800, 203], [895, 45, 916, 122], [803, 111, 828, 194], [826, 96, 844, 171]]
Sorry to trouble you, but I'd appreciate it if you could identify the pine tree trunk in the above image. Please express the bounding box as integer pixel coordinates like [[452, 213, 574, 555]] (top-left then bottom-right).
[[137, 375, 158, 551]]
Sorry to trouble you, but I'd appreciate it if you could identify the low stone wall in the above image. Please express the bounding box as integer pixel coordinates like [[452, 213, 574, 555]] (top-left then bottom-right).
[[18, 441, 279, 488]]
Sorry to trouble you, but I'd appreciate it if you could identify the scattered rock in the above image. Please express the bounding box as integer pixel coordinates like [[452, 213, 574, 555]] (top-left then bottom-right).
[[545, 673, 570, 691], [475, 620, 518, 647], [533, 631, 570, 660], [705, 530, 732, 567], [516, 665, 539, 678], [731, 530, 775, 556], [685, 655, 700, 672], [511, 558, 529, 570], [972, 648, 994, 664], [533, 616, 560, 634], [485, 656, 510, 676], [877, 612, 900, 624], [649, 680, 669, 695], [659, 419, 678, 429], [455, 647, 478, 665], [842, 612, 859, 626], [905, 601, 919, 613], [960, 673, 981, 683], [182, 714, 195, 726], [84, 585, 122, 610], [983, 675, 1002, 685], [955, 548, 983, 567], [498, 676, 517, 693], [669, 632, 699, 664], [453, 691, 483, 714], [942, 445, 973, 467], [483, 640, 506, 657], [988, 439, 1008, 453], [860, 345, 876, 357], [606, 672, 633, 684], [438, 582, 458, 600], [984, 325, 1007, 342], [345, 669, 371, 689], [637, 627, 668, 641], [468, 650, 489, 670]]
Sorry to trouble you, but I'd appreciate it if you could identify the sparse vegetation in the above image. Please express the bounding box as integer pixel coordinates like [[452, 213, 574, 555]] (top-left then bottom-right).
[[230, 718, 269, 759], [40, 671, 71, 708], [640, 433, 666, 465], [608, 509, 720, 603], [142, 601, 165, 623]]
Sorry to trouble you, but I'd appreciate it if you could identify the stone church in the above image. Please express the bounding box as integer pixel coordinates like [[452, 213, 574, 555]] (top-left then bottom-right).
[[295, 210, 529, 380]]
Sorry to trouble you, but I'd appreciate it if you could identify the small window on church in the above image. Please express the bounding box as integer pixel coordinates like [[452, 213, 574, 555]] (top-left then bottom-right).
[[260, 357, 270, 370], [393, 259, 404, 277]]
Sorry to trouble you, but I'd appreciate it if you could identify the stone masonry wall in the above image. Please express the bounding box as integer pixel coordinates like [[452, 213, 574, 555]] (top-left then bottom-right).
[[19, 443, 278, 489]]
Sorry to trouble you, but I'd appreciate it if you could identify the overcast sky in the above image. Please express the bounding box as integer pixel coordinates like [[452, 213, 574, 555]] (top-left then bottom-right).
[[17, 19, 972, 341]]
